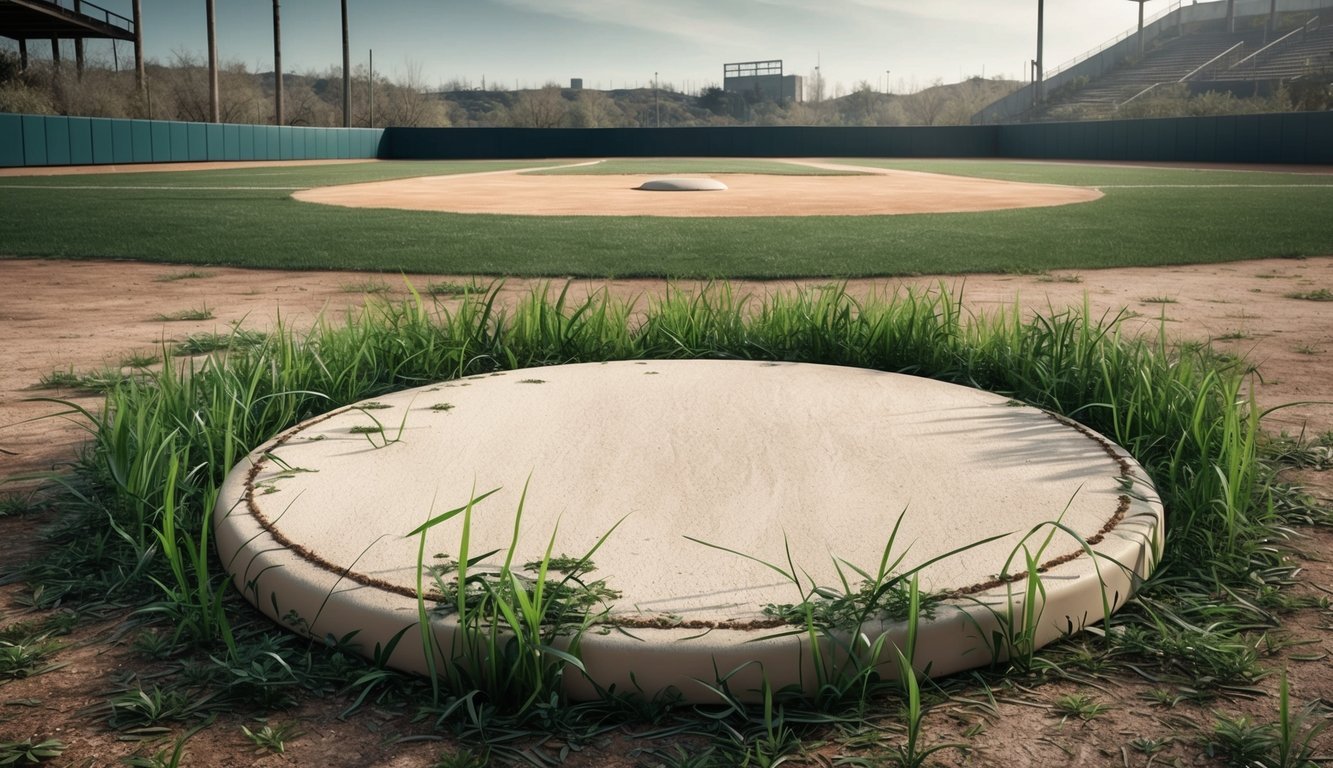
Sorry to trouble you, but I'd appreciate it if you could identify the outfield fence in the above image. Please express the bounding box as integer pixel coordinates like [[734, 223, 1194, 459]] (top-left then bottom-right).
[[0, 114, 383, 168], [1, 111, 1329, 168]]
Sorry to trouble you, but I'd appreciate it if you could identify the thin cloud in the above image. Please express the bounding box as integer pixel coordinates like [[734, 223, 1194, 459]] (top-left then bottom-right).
[[493, 0, 761, 47]]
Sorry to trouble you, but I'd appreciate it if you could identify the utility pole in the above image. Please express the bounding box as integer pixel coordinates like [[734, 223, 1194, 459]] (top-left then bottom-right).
[[368, 49, 374, 127], [133, 0, 144, 95], [1035, 0, 1045, 105], [654, 71, 660, 127], [73, 0, 84, 76], [206, 0, 219, 123], [341, 0, 351, 128], [273, 0, 283, 125]]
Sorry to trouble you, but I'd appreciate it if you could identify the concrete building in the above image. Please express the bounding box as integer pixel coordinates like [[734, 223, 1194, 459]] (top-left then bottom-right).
[[723, 60, 804, 103]]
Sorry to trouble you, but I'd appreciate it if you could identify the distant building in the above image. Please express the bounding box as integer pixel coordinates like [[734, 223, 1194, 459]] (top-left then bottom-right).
[[570, 78, 583, 90], [723, 60, 803, 103]]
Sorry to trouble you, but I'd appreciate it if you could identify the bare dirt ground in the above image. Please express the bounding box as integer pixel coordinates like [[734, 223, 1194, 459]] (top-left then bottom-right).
[[291, 161, 1103, 217], [1, 256, 1330, 766]]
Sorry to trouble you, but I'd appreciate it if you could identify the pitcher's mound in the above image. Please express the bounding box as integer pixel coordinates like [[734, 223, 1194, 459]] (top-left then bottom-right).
[[637, 178, 729, 191], [216, 360, 1161, 701]]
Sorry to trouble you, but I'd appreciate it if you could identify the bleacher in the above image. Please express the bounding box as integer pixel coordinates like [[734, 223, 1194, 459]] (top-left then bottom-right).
[[1038, 31, 1262, 120], [1218, 20, 1333, 80]]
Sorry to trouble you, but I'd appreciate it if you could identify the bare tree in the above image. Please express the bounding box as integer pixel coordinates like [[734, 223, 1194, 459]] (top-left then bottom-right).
[[568, 89, 621, 127], [505, 86, 569, 128], [900, 79, 951, 125]]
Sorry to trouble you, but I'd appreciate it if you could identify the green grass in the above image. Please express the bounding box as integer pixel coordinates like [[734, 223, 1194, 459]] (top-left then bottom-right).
[[0, 159, 565, 189], [152, 307, 215, 322], [0, 161, 1328, 277], [1285, 288, 1333, 301], [834, 158, 1333, 188], [12, 282, 1324, 761], [525, 158, 864, 175]]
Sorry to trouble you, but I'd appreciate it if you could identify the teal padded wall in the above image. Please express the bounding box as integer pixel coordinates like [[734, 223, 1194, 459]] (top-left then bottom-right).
[[130, 120, 152, 163], [0, 114, 22, 167], [68, 117, 93, 165], [42, 117, 70, 165], [90, 118, 114, 163], [169, 123, 188, 162], [207, 124, 224, 161], [151, 121, 172, 162], [187, 123, 207, 161], [223, 124, 240, 160], [1, 114, 388, 166], [22, 115, 47, 165]]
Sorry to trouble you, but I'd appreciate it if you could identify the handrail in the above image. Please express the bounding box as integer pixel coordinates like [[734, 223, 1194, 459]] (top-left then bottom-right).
[[1043, 0, 1183, 81], [1230, 16, 1319, 69], [1120, 81, 1167, 107], [25, 0, 134, 33], [1180, 41, 1245, 81]]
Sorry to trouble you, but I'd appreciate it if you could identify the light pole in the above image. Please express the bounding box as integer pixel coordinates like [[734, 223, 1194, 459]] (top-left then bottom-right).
[[206, 0, 219, 123], [341, 0, 351, 128], [654, 71, 660, 127], [885, 69, 891, 94], [1035, 0, 1044, 105], [1127, 0, 1149, 58]]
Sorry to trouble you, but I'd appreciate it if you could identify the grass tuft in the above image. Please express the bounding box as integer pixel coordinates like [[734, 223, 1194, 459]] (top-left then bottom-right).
[[152, 307, 215, 322], [1284, 288, 1333, 301]]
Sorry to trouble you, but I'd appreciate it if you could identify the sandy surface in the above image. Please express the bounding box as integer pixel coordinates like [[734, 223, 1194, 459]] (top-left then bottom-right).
[[292, 161, 1104, 217]]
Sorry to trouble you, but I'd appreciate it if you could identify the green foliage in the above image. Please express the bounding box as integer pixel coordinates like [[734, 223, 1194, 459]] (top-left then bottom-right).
[[0, 738, 66, 766], [1285, 288, 1333, 302], [151, 307, 215, 322]]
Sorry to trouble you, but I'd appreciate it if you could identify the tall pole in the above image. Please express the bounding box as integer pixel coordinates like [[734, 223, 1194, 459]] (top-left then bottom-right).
[[73, 0, 84, 76], [1267, 0, 1277, 38], [1138, 1, 1146, 57], [133, 0, 144, 95], [368, 49, 374, 128], [654, 71, 660, 127], [273, 0, 283, 125], [1226, 0, 1236, 33], [18, 39, 27, 72], [341, 0, 351, 128], [1035, 0, 1045, 105], [206, 0, 219, 123]]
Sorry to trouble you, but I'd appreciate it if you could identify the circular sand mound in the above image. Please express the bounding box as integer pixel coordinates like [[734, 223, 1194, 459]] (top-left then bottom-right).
[[291, 163, 1103, 217], [215, 360, 1161, 701], [637, 178, 729, 191]]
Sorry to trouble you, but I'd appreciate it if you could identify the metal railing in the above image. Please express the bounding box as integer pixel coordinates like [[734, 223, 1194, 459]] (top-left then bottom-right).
[[1229, 15, 1320, 69], [1043, 0, 1183, 82], [1118, 40, 1246, 107], [26, 0, 134, 33]]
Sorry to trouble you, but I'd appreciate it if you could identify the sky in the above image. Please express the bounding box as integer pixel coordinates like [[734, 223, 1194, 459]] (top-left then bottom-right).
[[26, 0, 1175, 94]]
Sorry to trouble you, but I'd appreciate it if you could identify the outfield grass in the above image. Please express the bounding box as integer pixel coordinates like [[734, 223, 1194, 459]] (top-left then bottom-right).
[[524, 158, 864, 175], [835, 158, 1333, 187], [0, 159, 1330, 277], [0, 159, 565, 188]]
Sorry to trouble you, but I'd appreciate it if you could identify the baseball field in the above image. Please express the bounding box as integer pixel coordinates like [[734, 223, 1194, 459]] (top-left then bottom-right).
[[0, 157, 1330, 767]]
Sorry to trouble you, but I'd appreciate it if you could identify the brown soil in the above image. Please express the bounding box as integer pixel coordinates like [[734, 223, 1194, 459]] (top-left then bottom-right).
[[291, 160, 1103, 217], [1, 257, 1330, 767]]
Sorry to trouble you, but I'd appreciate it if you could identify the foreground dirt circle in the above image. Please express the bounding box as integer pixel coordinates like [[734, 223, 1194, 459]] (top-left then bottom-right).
[[215, 359, 1161, 701], [291, 161, 1104, 217]]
